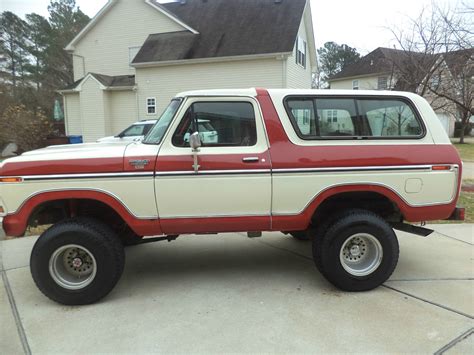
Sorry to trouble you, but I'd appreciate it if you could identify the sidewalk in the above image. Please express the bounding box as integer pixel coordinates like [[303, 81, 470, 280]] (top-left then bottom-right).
[[1, 226, 473, 353]]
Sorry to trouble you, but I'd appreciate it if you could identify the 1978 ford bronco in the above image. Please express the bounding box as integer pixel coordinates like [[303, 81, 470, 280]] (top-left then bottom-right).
[[0, 88, 464, 305]]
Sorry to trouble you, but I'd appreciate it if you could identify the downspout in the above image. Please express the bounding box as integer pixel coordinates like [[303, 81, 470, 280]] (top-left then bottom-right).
[[277, 54, 288, 88], [134, 86, 140, 120], [61, 93, 69, 136]]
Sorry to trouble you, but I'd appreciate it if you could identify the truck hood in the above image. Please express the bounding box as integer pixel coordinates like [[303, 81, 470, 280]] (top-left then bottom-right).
[[0, 142, 131, 176]]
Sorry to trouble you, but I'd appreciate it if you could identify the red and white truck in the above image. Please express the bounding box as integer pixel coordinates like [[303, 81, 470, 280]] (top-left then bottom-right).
[[0, 88, 464, 304]]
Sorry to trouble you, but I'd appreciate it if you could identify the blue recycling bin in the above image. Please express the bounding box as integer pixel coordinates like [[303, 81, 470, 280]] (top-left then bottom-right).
[[68, 135, 83, 144]]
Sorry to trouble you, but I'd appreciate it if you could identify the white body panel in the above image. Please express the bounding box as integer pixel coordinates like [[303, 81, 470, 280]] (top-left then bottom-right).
[[155, 96, 272, 218]]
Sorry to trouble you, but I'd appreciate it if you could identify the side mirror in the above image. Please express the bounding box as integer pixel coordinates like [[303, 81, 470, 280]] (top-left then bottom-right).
[[189, 132, 201, 150]]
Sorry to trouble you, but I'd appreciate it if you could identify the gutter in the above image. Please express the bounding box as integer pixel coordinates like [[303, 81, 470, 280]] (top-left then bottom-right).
[[329, 72, 392, 83], [132, 52, 292, 68]]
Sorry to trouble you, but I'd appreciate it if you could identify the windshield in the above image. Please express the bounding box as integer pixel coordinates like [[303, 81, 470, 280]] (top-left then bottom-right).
[[121, 123, 153, 137], [143, 98, 183, 144]]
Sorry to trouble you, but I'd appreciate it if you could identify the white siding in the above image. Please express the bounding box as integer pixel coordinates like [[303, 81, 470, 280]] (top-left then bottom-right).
[[72, 55, 85, 80], [72, 0, 184, 80], [135, 58, 284, 117], [107, 90, 139, 133], [64, 93, 81, 135], [79, 77, 107, 142], [286, 17, 313, 88], [330, 75, 390, 90]]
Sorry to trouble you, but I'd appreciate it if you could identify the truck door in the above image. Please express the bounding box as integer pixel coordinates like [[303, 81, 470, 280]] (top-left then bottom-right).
[[155, 97, 272, 234]]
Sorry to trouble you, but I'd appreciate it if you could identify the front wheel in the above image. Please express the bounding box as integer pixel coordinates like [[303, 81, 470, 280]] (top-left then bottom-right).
[[313, 210, 399, 291], [30, 217, 125, 305]]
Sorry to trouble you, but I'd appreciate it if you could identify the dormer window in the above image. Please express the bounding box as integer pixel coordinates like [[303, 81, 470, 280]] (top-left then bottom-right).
[[296, 36, 307, 68], [352, 80, 359, 90]]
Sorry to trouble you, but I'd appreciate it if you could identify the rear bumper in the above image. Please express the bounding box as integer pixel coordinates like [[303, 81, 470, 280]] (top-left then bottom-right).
[[447, 207, 465, 221]]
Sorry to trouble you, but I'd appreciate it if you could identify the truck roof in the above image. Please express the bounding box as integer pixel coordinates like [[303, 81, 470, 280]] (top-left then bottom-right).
[[176, 88, 423, 100]]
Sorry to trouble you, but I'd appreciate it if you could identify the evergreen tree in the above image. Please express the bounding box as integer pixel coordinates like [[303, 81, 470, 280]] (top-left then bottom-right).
[[317, 42, 361, 85]]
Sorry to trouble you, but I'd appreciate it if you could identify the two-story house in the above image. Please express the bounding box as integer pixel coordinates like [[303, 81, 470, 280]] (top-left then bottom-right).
[[59, 0, 317, 142], [328, 47, 473, 137]]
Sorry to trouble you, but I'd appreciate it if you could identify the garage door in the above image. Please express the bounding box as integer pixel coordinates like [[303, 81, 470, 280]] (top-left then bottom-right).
[[437, 113, 450, 135]]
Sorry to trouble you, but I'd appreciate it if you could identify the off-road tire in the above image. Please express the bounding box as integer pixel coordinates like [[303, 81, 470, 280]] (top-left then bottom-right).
[[312, 209, 399, 291], [30, 217, 125, 305]]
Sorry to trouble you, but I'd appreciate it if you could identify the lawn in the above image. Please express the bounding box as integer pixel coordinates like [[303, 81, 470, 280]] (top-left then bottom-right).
[[458, 191, 474, 223], [453, 142, 474, 162]]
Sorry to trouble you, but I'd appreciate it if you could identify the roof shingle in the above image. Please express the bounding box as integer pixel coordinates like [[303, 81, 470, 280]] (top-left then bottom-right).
[[133, 0, 306, 64]]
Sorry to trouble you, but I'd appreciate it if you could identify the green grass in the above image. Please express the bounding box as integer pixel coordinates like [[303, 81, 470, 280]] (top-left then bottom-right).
[[458, 192, 474, 223], [453, 143, 474, 162], [431, 191, 474, 224]]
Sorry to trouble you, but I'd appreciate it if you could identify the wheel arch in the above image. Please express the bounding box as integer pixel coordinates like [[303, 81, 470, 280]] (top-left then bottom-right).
[[3, 190, 162, 237]]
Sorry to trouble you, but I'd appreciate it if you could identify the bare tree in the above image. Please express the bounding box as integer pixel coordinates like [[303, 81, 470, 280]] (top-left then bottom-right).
[[389, 2, 473, 143]]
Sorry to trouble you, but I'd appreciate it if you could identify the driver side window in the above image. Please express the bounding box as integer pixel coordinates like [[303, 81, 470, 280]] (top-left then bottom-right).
[[172, 101, 257, 147]]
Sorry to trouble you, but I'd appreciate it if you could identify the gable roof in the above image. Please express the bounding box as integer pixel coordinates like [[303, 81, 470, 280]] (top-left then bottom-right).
[[132, 0, 307, 65], [59, 73, 135, 92], [329, 48, 428, 81], [442, 48, 474, 77], [65, 0, 198, 51]]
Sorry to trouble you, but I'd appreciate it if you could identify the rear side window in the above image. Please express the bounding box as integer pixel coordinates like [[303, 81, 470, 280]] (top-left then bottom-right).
[[357, 99, 422, 137], [285, 96, 424, 139], [172, 102, 257, 147]]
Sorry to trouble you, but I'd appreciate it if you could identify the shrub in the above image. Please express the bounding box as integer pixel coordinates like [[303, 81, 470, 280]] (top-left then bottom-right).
[[0, 105, 54, 153]]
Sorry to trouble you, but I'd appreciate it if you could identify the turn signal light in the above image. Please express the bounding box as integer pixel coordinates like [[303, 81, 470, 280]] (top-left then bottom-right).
[[0, 177, 23, 183], [432, 165, 451, 171]]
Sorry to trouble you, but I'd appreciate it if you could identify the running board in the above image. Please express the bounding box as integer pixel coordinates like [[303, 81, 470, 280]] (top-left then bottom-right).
[[140, 235, 179, 244], [391, 223, 434, 237]]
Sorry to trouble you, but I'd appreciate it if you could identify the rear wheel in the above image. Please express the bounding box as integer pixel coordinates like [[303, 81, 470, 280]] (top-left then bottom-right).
[[312, 210, 399, 291], [30, 217, 125, 305]]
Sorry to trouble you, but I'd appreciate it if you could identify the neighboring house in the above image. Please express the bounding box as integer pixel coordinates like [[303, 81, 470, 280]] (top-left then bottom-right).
[[328, 47, 473, 137], [59, 0, 317, 142]]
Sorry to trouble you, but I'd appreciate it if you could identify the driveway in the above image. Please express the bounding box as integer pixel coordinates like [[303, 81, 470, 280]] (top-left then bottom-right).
[[1, 226, 473, 354]]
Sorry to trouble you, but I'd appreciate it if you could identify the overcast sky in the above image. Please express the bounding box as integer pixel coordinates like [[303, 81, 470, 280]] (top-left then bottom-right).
[[1, 0, 471, 54]]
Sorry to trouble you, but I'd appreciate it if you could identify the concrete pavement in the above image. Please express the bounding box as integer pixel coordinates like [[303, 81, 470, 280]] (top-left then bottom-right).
[[463, 162, 474, 180], [1, 226, 473, 354]]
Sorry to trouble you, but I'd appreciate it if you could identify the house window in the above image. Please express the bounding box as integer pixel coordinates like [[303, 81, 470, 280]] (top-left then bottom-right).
[[327, 110, 338, 123], [352, 80, 359, 90], [146, 97, 156, 115], [296, 36, 307, 68], [378, 76, 388, 90], [430, 75, 440, 89]]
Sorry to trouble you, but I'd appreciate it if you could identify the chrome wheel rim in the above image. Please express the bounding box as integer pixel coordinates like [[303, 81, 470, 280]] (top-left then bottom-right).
[[49, 244, 97, 290], [339, 233, 383, 276]]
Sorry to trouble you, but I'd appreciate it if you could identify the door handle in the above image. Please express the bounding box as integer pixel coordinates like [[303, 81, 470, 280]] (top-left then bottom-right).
[[242, 157, 259, 163]]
